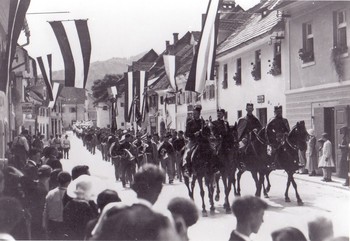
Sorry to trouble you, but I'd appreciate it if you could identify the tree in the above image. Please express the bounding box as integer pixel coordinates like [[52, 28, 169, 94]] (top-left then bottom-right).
[[91, 74, 123, 104]]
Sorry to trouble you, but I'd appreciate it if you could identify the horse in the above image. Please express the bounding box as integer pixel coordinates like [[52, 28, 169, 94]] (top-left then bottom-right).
[[183, 119, 218, 216], [235, 127, 273, 198], [272, 120, 309, 205], [212, 123, 239, 213]]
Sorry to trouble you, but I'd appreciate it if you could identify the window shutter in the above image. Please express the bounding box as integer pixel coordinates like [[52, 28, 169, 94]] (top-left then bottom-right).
[[302, 23, 307, 50], [333, 11, 338, 47]]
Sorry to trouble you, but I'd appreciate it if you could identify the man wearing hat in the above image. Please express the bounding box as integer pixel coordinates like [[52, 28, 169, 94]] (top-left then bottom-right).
[[237, 103, 262, 149], [212, 109, 230, 139], [158, 132, 175, 184], [338, 126, 349, 186], [183, 104, 206, 175], [266, 105, 290, 151]]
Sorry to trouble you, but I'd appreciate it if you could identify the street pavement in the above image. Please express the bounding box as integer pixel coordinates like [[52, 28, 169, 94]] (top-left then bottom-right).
[[60, 131, 350, 241]]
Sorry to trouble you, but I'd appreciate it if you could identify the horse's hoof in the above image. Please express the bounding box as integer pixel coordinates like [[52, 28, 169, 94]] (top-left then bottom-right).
[[225, 208, 232, 214], [264, 194, 269, 198], [285, 197, 291, 202], [215, 195, 220, 202], [202, 211, 208, 217], [210, 208, 215, 214], [297, 200, 304, 206], [266, 187, 271, 193], [235, 193, 241, 197]]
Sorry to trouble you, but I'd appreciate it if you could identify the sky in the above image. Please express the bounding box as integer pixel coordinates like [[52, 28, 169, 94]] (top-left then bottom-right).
[[22, 0, 260, 71]]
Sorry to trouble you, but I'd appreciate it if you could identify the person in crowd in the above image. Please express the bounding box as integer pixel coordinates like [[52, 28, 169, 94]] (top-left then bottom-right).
[[308, 216, 334, 241], [131, 163, 166, 206], [318, 133, 335, 182], [183, 104, 206, 176], [0, 197, 28, 241], [338, 126, 349, 186], [63, 175, 99, 240], [133, 132, 145, 168], [110, 137, 122, 181], [168, 197, 199, 241], [143, 134, 158, 165], [271, 226, 307, 241], [237, 104, 262, 150], [11, 129, 30, 170], [307, 129, 318, 176], [158, 132, 175, 184], [91, 133, 98, 155], [92, 204, 180, 241], [53, 134, 62, 151], [228, 195, 268, 241], [49, 168, 63, 190], [298, 149, 308, 174], [119, 133, 137, 187], [171, 131, 178, 144], [49, 135, 55, 147], [63, 165, 91, 206], [84, 189, 121, 240], [43, 171, 71, 240], [32, 134, 44, 152], [37, 164, 52, 193], [42, 146, 62, 169], [22, 148, 42, 181], [62, 134, 71, 159], [173, 130, 186, 182]]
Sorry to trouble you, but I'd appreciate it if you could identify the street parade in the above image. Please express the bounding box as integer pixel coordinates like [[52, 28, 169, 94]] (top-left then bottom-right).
[[0, 0, 349, 240]]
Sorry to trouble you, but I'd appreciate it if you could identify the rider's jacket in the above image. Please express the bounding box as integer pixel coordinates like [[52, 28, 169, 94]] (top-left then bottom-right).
[[185, 118, 205, 141], [237, 114, 262, 141], [266, 116, 290, 147], [120, 141, 137, 156], [212, 119, 230, 138], [158, 141, 175, 158]]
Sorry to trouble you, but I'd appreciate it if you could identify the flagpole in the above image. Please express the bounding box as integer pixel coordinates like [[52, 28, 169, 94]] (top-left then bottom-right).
[[133, 97, 137, 136]]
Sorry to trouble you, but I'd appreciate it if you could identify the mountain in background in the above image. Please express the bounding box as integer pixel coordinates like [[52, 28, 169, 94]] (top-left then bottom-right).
[[52, 51, 147, 91]]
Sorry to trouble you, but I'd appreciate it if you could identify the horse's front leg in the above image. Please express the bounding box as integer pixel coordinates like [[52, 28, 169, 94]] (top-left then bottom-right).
[[285, 172, 292, 202], [214, 172, 221, 202], [251, 171, 261, 197], [290, 173, 303, 205], [236, 169, 243, 196], [206, 175, 215, 214], [224, 174, 233, 213], [197, 176, 207, 217]]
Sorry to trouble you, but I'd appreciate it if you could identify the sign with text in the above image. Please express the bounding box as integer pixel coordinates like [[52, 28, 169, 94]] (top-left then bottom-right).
[[22, 102, 34, 114], [257, 95, 265, 103]]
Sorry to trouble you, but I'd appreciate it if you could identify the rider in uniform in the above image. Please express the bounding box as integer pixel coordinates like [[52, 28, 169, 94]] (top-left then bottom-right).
[[211, 109, 230, 152], [182, 104, 205, 176], [266, 105, 290, 151], [237, 103, 262, 150]]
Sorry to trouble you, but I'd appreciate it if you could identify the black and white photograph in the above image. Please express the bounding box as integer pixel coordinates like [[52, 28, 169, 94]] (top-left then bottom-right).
[[0, 0, 349, 240]]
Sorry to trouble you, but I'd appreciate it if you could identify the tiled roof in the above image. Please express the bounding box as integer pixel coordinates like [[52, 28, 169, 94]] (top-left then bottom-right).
[[137, 49, 158, 62], [128, 62, 155, 72], [217, 10, 283, 56]]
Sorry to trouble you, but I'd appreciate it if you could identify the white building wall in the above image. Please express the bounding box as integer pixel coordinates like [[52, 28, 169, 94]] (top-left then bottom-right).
[[96, 102, 111, 128], [217, 35, 287, 125]]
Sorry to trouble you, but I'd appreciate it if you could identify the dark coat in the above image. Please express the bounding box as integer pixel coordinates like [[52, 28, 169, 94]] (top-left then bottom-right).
[[228, 230, 246, 241]]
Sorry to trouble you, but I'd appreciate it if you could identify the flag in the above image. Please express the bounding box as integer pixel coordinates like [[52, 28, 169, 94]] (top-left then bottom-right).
[[185, 0, 221, 93], [163, 55, 177, 91], [124, 71, 148, 122], [107, 86, 118, 96], [0, 0, 31, 93], [49, 20, 92, 89], [48, 82, 62, 108], [37, 54, 54, 100]]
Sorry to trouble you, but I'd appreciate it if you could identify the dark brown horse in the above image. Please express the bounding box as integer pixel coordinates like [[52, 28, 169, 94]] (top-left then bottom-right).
[[272, 120, 309, 205], [183, 121, 218, 216], [235, 127, 273, 197], [213, 124, 239, 213]]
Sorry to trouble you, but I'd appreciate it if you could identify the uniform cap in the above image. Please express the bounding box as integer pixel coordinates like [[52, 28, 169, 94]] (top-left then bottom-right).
[[217, 108, 226, 114], [246, 103, 254, 108], [274, 105, 282, 111], [193, 104, 202, 111]]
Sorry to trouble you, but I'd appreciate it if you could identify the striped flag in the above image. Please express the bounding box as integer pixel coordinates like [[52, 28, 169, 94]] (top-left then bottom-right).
[[163, 55, 177, 91], [0, 0, 31, 93], [48, 82, 61, 108], [49, 20, 92, 89], [185, 0, 221, 93], [37, 54, 54, 100], [107, 86, 118, 96], [124, 71, 148, 122]]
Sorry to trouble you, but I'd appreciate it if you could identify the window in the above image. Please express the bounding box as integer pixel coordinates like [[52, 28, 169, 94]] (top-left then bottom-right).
[[222, 64, 228, 89], [70, 107, 76, 113], [209, 85, 215, 99], [333, 10, 348, 52], [256, 108, 267, 127], [300, 23, 314, 63], [268, 43, 282, 75], [251, 50, 261, 80], [234, 58, 242, 85]]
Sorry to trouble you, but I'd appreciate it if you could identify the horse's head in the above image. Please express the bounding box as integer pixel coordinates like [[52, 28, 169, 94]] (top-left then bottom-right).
[[288, 121, 308, 151]]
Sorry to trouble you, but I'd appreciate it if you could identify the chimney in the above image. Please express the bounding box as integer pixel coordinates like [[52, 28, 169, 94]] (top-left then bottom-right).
[[165, 40, 170, 50], [173, 33, 179, 44]]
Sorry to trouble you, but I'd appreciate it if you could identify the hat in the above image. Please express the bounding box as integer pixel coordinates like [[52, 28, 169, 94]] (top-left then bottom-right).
[[217, 108, 226, 114], [67, 175, 107, 201], [193, 104, 202, 111], [274, 105, 282, 111], [321, 133, 329, 140], [164, 132, 172, 138], [38, 165, 52, 177], [307, 129, 315, 136], [246, 103, 254, 108]]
